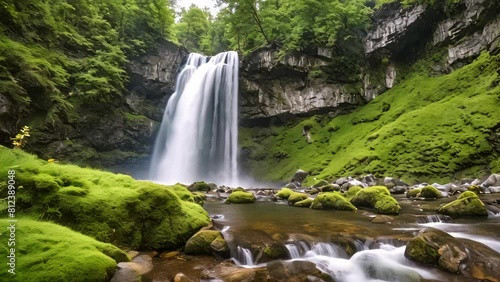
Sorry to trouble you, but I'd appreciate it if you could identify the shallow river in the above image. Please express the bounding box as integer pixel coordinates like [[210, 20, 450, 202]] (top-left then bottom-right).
[[145, 195, 500, 282]]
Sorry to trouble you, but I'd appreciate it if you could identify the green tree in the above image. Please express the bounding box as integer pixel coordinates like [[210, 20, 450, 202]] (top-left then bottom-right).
[[175, 5, 210, 52]]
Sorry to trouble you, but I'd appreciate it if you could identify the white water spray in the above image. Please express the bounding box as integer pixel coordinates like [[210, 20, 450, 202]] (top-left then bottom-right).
[[150, 52, 239, 185]]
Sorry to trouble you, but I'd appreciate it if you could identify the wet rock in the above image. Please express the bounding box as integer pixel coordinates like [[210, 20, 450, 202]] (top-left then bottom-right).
[[361, 174, 377, 187], [405, 228, 500, 279], [351, 186, 401, 215], [173, 273, 194, 282], [383, 177, 408, 189], [184, 230, 229, 258], [335, 177, 350, 186], [320, 184, 340, 192], [390, 186, 407, 194], [306, 188, 320, 195], [371, 215, 394, 224], [201, 260, 333, 282], [188, 181, 212, 192], [262, 242, 287, 261], [159, 251, 180, 259], [341, 179, 367, 190], [438, 191, 488, 218], [489, 186, 500, 193], [291, 169, 309, 185], [481, 174, 500, 188], [284, 182, 300, 189], [113, 254, 153, 282]]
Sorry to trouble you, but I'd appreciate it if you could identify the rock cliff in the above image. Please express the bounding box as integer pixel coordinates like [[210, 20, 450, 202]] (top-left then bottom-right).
[[239, 0, 500, 122]]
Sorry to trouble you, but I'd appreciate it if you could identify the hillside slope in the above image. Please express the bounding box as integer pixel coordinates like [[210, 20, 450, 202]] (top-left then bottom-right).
[[240, 52, 500, 184]]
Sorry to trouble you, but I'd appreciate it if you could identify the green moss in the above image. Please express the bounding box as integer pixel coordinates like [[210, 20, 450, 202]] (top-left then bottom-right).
[[0, 146, 210, 250], [0, 219, 128, 282], [351, 186, 401, 214], [404, 237, 439, 265], [288, 192, 308, 204], [233, 187, 245, 192], [239, 52, 500, 184], [420, 185, 443, 199], [276, 188, 294, 199], [311, 192, 357, 211], [406, 188, 422, 198], [343, 186, 362, 201], [467, 185, 481, 194], [294, 198, 313, 207], [226, 191, 256, 204], [184, 230, 224, 255], [263, 243, 287, 259], [437, 191, 488, 218]]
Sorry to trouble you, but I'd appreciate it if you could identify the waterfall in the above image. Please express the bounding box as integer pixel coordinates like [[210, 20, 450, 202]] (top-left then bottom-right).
[[234, 246, 255, 266], [150, 51, 239, 185]]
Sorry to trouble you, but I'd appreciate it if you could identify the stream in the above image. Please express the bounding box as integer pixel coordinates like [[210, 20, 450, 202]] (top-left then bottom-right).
[[144, 194, 500, 282]]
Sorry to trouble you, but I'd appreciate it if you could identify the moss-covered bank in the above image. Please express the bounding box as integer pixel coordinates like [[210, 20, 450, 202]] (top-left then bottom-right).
[[240, 52, 500, 185], [0, 219, 128, 281], [0, 146, 210, 250]]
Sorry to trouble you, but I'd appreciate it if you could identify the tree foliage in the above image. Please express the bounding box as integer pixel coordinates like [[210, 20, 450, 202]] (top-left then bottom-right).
[[0, 0, 175, 128]]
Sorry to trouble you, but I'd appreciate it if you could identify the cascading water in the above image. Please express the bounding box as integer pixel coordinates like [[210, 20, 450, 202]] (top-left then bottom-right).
[[150, 51, 239, 185]]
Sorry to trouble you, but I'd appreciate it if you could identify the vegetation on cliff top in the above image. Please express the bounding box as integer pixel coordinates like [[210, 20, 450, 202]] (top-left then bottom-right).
[[0, 146, 210, 250], [0, 0, 176, 147], [240, 52, 500, 184]]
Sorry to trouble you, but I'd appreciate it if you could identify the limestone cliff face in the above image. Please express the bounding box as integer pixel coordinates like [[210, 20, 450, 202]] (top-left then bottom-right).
[[240, 0, 500, 122], [240, 45, 364, 120]]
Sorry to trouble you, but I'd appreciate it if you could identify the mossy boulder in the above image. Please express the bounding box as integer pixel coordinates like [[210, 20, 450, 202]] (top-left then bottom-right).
[[192, 192, 206, 205], [188, 181, 212, 192], [351, 186, 401, 214], [275, 188, 294, 199], [262, 242, 287, 260], [0, 219, 128, 281], [184, 230, 229, 257], [0, 146, 211, 250], [437, 191, 488, 218], [294, 198, 313, 207], [226, 191, 256, 204], [406, 188, 422, 198], [311, 192, 357, 211], [343, 186, 362, 201], [287, 192, 308, 205], [420, 185, 443, 199]]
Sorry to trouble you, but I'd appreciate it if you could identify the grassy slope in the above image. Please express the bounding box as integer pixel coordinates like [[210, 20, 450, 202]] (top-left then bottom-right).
[[240, 52, 500, 185], [0, 146, 210, 250], [0, 219, 128, 281]]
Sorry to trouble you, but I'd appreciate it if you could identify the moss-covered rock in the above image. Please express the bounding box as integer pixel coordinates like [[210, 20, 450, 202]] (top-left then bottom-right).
[[420, 185, 443, 199], [184, 230, 229, 257], [351, 186, 401, 214], [0, 146, 210, 250], [406, 188, 422, 198], [192, 191, 206, 205], [294, 198, 313, 207], [0, 219, 128, 281], [262, 243, 287, 260], [437, 191, 488, 218], [232, 187, 246, 192], [275, 188, 294, 199], [226, 191, 256, 204], [188, 181, 212, 192], [287, 192, 308, 204], [311, 192, 357, 211], [343, 186, 362, 201]]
